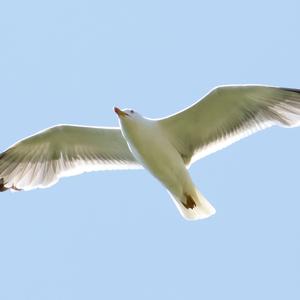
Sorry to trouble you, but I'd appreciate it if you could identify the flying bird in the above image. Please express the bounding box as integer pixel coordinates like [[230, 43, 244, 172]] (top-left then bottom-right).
[[1, 85, 300, 220]]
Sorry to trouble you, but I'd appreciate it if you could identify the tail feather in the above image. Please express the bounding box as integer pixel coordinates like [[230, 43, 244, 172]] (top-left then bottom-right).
[[169, 189, 216, 221]]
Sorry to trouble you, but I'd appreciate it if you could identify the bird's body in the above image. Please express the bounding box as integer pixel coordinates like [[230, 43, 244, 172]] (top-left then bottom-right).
[[1, 85, 300, 220], [120, 116, 182, 191], [119, 115, 215, 219]]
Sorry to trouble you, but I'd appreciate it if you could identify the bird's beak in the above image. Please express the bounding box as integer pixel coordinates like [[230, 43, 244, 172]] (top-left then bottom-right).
[[114, 107, 128, 117]]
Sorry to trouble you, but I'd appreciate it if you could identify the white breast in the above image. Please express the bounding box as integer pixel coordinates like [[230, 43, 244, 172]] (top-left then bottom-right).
[[120, 118, 188, 192]]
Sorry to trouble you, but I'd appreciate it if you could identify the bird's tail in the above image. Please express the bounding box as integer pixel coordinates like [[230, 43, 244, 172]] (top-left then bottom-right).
[[169, 188, 216, 221]]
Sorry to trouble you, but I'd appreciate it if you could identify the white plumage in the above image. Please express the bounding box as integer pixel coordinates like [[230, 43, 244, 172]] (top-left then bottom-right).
[[1, 85, 300, 220]]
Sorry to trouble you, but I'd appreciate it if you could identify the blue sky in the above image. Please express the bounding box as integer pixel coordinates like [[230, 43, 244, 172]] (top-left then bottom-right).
[[0, 0, 300, 299]]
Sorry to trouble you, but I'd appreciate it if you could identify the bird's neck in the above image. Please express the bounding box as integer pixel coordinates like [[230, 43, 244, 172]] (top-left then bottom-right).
[[121, 118, 156, 144]]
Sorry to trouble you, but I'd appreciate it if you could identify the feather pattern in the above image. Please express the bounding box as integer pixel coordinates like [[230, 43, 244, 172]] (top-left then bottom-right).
[[159, 85, 300, 165], [0, 125, 142, 191]]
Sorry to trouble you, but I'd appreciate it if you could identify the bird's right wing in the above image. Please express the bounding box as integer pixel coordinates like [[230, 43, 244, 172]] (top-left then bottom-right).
[[159, 85, 300, 166], [0, 124, 142, 191]]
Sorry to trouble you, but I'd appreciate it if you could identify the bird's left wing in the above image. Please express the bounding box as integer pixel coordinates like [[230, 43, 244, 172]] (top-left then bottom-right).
[[158, 85, 300, 165], [0, 124, 142, 191]]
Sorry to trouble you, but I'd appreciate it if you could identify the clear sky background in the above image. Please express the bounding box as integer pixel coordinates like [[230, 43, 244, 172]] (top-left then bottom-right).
[[0, 1, 299, 299]]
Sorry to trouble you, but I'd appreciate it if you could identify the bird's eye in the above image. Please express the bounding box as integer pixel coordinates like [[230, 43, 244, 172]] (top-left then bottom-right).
[[130, 110, 134, 114]]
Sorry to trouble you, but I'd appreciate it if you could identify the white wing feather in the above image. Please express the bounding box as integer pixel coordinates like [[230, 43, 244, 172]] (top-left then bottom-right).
[[0, 124, 142, 191], [159, 85, 300, 165]]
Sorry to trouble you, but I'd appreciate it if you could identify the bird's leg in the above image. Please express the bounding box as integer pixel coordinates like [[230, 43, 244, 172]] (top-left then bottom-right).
[[182, 193, 197, 209]]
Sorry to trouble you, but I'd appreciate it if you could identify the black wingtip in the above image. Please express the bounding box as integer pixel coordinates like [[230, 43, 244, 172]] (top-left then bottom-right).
[[0, 178, 23, 192], [0, 178, 8, 192], [280, 87, 300, 94], [0, 152, 8, 192]]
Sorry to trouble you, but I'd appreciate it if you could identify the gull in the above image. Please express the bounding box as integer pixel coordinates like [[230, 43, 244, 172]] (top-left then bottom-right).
[[1, 85, 300, 220]]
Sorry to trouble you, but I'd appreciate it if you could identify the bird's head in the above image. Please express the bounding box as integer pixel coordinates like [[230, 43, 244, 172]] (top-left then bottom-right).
[[114, 107, 149, 140], [114, 107, 143, 122], [114, 106, 153, 146]]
